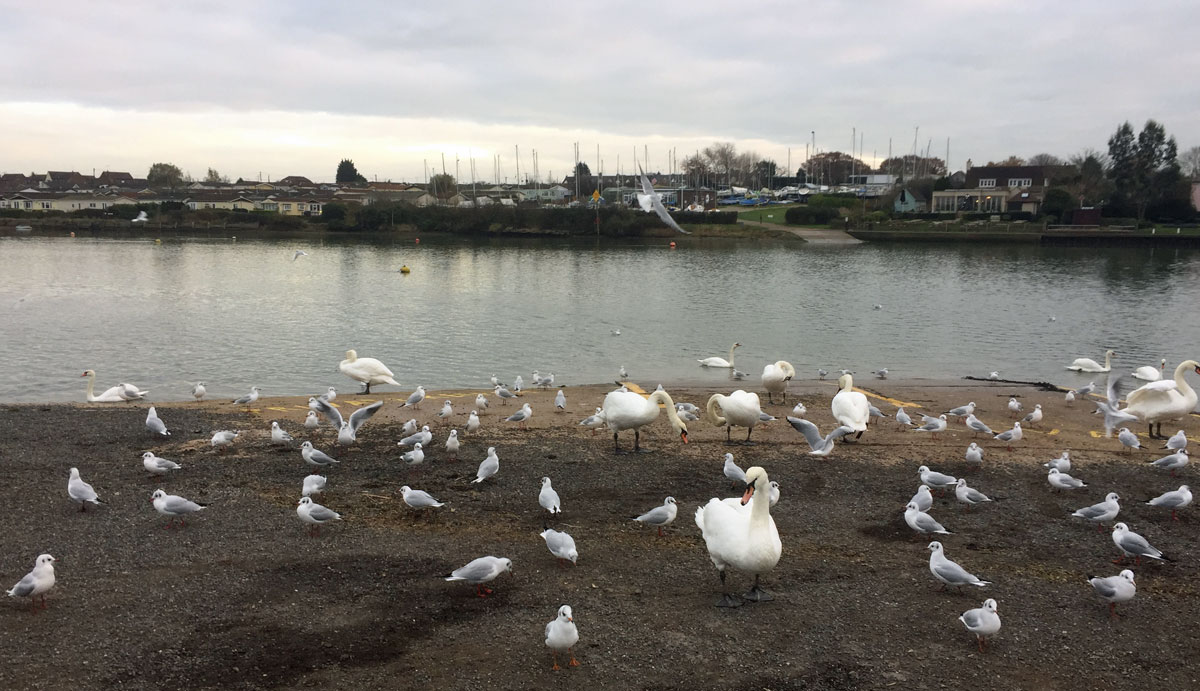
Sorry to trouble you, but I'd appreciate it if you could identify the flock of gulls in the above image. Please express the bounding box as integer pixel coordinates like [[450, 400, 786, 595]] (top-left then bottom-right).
[[8, 344, 1199, 663]]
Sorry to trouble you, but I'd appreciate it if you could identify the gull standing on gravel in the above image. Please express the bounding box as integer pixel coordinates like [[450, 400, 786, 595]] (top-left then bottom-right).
[[514, 375, 525, 392], [993, 422, 1023, 451], [1148, 448, 1188, 476], [404, 386, 427, 409], [211, 430, 239, 452], [928, 541, 990, 589], [475, 393, 489, 411], [319, 386, 337, 402], [1162, 429, 1187, 451], [232, 386, 261, 405], [959, 599, 1001, 653], [1007, 398, 1023, 417], [912, 414, 948, 437], [270, 421, 294, 445], [545, 605, 580, 670], [786, 417, 854, 456], [947, 402, 976, 418], [964, 413, 993, 437], [466, 411, 481, 435], [151, 489, 206, 528], [905, 502, 951, 535], [792, 401, 807, 418], [68, 467, 103, 511], [1089, 570, 1136, 618], [817, 369, 828, 380], [296, 496, 341, 535], [445, 429, 460, 460], [579, 407, 606, 433], [437, 400, 453, 420], [1065, 390, 1076, 405], [444, 556, 513, 597], [1118, 427, 1141, 453], [722, 453, 748, 486], [1073, 381, 1097, 399], [1021, 404, 1043, 428], [955, 479, 993, 509], [302, 475, 326, 497], [401, 418, 419, 436], [1048, 468, 1087, 492], [490, 374, 502, 388], [399, 425, 433, 448], [304, 411, 321, 430], [965, 443, 984, 468], [400, 485, 444, 510], [142, 451, 181, 476], [1072, 492, 1120, 530], [895, 407, 913, 428], [910, 485, 933, 512], [145, 406, 170, 437], [337, 400, 384, 445], [634, 497, 678, 536], [506, 403, 533, 429], [472, 447, 499, 484], [539, 477, 562, 514], [540, 529, 578, 566], [401, 443, 425, 469], [495, 385, 519, 405], [555, 389, 567, 412], [676, 404, 700, 422], [6, 554, 56, 611], [1146, 485, 1191, 521], [1111, 523, 1167, 564], [919, 465, 958, 493], [191, 382, 206, 401], [1045, 451, 1070, 472], [300, 441, 339, 467]]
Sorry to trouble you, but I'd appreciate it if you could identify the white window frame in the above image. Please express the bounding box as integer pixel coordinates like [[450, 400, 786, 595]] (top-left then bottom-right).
[[1007, 177, 1032, 187], [978, 178, 996, 188]]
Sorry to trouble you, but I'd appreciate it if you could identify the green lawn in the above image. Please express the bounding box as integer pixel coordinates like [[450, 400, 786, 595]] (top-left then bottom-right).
[[735, 204, 800, 222]]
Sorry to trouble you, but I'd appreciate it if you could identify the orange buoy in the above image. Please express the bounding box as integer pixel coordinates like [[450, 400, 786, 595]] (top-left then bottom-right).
[[415, 237, 420, 244], [669, 241, 676, 248]]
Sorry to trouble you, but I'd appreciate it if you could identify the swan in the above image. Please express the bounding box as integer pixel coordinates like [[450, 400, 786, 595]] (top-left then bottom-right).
[[1066, 349, 1115, 373], [694, 466, 782, 607], [698, 342, 741, 368], [760, 360, 795, 404], [1124, 360, 1200, 438], [831, 373, 871, 440], [338, 349, 401, 394], [1133, 358, 1167, 381], [706, 390, 765, 444], [601, 388, 689, 453], [81, 370, 146, 402]]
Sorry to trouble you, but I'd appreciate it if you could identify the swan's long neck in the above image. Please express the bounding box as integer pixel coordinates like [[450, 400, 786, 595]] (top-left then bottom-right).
[[1104, 351, 1113, 369], [781, 362, 795, 379], [84, 373, 95, 400], [649, 390, 686, 429], [727, 344, 737, 367], [705, 394, 726, 426], [749, 475, 772, 528], [1172, 361, 1198, 399]]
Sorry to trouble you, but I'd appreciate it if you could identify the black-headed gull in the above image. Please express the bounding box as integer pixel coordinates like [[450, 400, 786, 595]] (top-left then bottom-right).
[[905, 502, 951, 535], [232, 386, 261, 405], [540, 528, 577, 566], [1021, 404, 1043, 427], [722, 453, 747, 486], [1045, 451, 1070, 472], [506, 403, 533, 429], [445, 429, 460, 460], [302, 474, 326, 497], [946, 402, 976, 418], [319, 386, 336, 402], [142, 451, 181, 476], [1148, 449, 1188, 476], [437, 400, 453, 419], [633, 497, 677, 536], [146, 406, 169, 436], [444, 556, 512, 597], [467, 411, 481, 435], [401, 418, 419, 435], [337, 400, 384, 445], [475, 393, 489, 410], [786, 416, 853, 456], [403, 386, 426, 409], [191, 382, 206, 401], [1162, 429, 1187, 451], [545, 605, 580, 670], [296, 496, 341, 535], [959, 598, 1001, 652], [555, 390, 566, 411], [300, 441, 339, 467], [472, 447, 499, 483], [910, 485, 933, 512], [400, 485, 444, 509], [1071, 492, 1120, 530], [151, 489, 206, 528], [1007, 398, 1023, 416], [309, 396, 343, 430], [928, 541, 990, 589], [398, 425, 432, 448], [270, 421, 294, 445], [68, 467, 102, 511], [1048, 468, 1086, 491], [6, 554, 56, 611], [1118, 427, 1141, 453], [494, 386, 519, 405], [303, 411, 321, 430], [211, 430, 238, 452], [955, 479, 992, 509], [993, 422, 1022, 450], [965, 443, 983, 468], [964, 414, 993, 436], [1111, 523, 1167, 565], [1088, 569, 1135, 618], [895, 407, 912, 427], [918, 465, 957, 492], [912, 414, 948, 436], [1146, 484, 1191, 521], [401, 443, 425, 469], [539, 476, 561, 514]]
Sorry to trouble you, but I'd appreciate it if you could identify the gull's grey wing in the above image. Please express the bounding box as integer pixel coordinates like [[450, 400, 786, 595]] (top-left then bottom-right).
[[8, 572, 36, 597], [151, 458, 181, 471], [830, 425, 855, 441], [506, 410, 529, 422], [310, 449, 337, 464], [69, 479, 98, 502], [451, 558, 496, 582], [640, 165, 690, 235], [1117, 533, 1154, 555], [162, 495, 202, 514], [933, 560, 975, 584], [1090, 577, 1118, 598], [307, 504, 340, 522], [311, 397, 344, 430], [963, 488, 990, 502], [635, 505, 672, 525], [960, 609, 985, 628], [406, 490, 440, 507], [1105, 374, 1123, 408], [786, 416, 823, 451], [348, 401, 384, 433], [147, 416, 169, 435], [1074, 503, 1108, 519], [995, 430, 1014, 441], [913, 513, 948, 533]]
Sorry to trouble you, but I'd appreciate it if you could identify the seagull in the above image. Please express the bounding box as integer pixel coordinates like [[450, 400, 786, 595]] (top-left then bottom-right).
[[1073, 381, 1097, 398], [988, 371, 1000, 380], [611, 329, 621, 335], [1065, 390, 1075, 405], [1094, 375, 1139, 437], [769, 481, 780, 507], [637, 163, 690, 234], [505, 403, 533, 429], [867, 405, 884, 420], [318, 386, 337, 402], [619, 365, 628, 380], [472, 447, 499, 483], [910, 485, 933, 512], [959, 599, 1001, 653], [1111, 523, 1167, 565], [539, 477, 561, 514], [292, 250, 308, 261], [303, 411, 321, 430], [946, 402, 976, 418], [1021, 404, 1043, 427], [1088, 570, 1136, 618], [309, 396, 344, 430], [872, 303, 883, 310], [1045, 451, 1070, 472], [337, 400, 384, 445], [514, 375, 524, 392], [399, 425, 432, 448], [445, 430, 460, 460], [191, 382, 206, 401], [1118, 427, 1141, 453], [300, 441, 339, 467], [489, 374, 502, 388], [475, 393, 489, 410], [67, 467, 103, 511], [444, 556, 512, 597], [142, 451, 181, 476], [211, 430, 238, 452], [993, 422, 1023, 450], [633, 497, 678, 537], [873, 368, 888, 379], [817, 369, 828, 380], [1071, 492, 1120, 530], [151, 489, 206, 528], [792, 401, 808, 418], [838, 369, 854, 376], [732, 369, 749, 381], [145, 406, 169, 436], [437, 400, 453, 419], [1048, 468, 1087, 492], [555, 390, 566, 411], [401, 418, 419, 435], [955, 479, 993, 509], [6, 554, 56, 611], [533, 371, 555, 389], [722, 453, 747, 486], [270, 421, 294, 445], [296, 496, 341, 535], [132, 210, 149, 223], [1146, 485, 1191, 521], [579, 407, 606, 433], [403, 386, 426, 409], [1163, 430, 1187, 451], [400, 485, 444, 509], [232, 386, 261, 405], [302, 475, 326, 497], [545, 605, 580, 670], [786, 416, 854, 456], [963, 414, 993, 438], [117, 382, 150, 401], [401, 443, 425, 469], [1007, 398, 1023, 417], [928, 541, 990, 589], [1149, 449, 1188, 476], [467, 411, 481, 434], [965, 443, 983, 468], [918, 465, 957, 492], [540, 529, 578, 566], [905, 502, 951, 535], [495, 385, 518, 405], [912, 414, 948, 437]]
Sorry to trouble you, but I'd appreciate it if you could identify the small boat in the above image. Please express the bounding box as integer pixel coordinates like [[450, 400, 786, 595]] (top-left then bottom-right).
[[14, 225, 32, 233]]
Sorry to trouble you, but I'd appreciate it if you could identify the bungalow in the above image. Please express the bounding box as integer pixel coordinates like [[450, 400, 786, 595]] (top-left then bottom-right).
[[0, 192, 135, 212], [185, 192, 260, 211], [931, 164, 1071, 215], [260, 195, 327, 215]]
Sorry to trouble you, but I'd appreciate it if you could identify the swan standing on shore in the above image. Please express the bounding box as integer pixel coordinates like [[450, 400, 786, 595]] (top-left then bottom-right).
[[698, 342, 741, 368], [338, 349, 400, 394], [831, 374, 870, 441], [695, 466, 782, 607], [601, 388, 689, 453], [1123, 360, 1200, 438], [1133, 358, 1167, 381], [706, 390, 765, 445], [1067, 349, 1115, 373], [760, 360, 795, 404]]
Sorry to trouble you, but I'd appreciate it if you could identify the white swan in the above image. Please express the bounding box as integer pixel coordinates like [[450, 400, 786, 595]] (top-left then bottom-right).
[[831, 373, 871, 440], [601, 388, 689, 453], [1124, 360, 1200, 438], [760, 360, 795, 404], [695, 466, 782, 607], [698, 342, 741, 368], [338, 349, 400, 394], [706, 389, 765, 444], [1133, 358, 1167, 381], [81, 369, 146, 402], [1067, 349, 1115, 373]]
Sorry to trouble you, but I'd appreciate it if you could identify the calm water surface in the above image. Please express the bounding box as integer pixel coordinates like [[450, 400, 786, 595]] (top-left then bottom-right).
[[1, 235, 1197, 403]]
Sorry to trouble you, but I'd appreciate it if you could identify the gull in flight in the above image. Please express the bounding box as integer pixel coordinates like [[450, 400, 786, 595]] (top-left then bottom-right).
[[337, 400, 385, 445], [638, 164, 690, 234], [293, 250, 308, 261], [786, 416, 853, 456]]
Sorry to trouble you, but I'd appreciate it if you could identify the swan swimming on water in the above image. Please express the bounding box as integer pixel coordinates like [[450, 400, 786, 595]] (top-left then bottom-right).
[[698, 342, 741, 369], [1067, 349, 1115, 373]]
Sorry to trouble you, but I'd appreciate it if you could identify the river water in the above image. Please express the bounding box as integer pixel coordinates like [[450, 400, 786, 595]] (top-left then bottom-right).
[[1, 235, 1197, 403]]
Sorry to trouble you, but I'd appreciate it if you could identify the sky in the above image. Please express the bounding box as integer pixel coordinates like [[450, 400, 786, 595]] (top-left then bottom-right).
[[2, 0, 1198, 185]]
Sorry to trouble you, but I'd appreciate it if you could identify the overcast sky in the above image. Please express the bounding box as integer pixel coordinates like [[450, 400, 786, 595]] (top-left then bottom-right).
[[3, 1, 1197, 184]]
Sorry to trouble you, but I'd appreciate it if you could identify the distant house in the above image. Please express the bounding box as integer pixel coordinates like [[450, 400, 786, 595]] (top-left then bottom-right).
[[0, 192, 133, 212], [930, 164, 1070, 215], [276, 175, 314, 188], [893, 188, 926, 213], [185, 192, 260, 211], [96, 171, 134, 188], [260, 195, 328, 215]]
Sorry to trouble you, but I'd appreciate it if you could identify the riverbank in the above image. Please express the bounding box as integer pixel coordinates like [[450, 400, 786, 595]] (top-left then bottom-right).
[[2, 381, 1196, 690]]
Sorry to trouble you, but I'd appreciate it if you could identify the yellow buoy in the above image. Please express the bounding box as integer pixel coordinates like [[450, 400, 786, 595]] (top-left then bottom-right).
[[400, 265, 411, 274]]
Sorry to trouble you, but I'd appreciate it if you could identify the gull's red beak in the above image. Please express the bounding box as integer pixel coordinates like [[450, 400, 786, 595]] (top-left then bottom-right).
[[741, 485, 754, 505]]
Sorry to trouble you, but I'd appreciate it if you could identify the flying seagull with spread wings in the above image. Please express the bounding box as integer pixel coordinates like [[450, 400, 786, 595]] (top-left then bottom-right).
[[639, 164, 690, 234]]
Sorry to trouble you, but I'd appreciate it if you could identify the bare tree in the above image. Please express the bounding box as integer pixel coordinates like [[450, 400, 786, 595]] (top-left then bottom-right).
[[1027, 153, 1064, 166], [1180, 145, 1200, 181], [702, 142, 737, 189]]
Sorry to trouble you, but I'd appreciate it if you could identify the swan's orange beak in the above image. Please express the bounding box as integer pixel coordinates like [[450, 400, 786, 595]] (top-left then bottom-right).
[[680, 431, 689, 444], [741, 485, 755, 505], [80, 372, 87, 377]]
